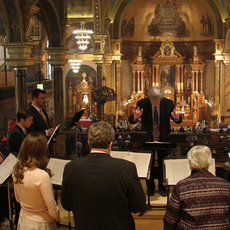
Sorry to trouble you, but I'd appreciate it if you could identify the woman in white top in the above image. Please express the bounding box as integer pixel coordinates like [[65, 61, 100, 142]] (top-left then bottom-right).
[[13, 132, 60, 230]]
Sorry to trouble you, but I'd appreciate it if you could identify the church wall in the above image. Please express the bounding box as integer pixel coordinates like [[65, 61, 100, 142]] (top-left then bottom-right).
[[203, 60, 215, 99], [121, 60, 133, 100]]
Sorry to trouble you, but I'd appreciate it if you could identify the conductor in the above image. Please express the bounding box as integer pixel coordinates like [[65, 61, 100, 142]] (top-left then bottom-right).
[[129, 86, 182, 196]]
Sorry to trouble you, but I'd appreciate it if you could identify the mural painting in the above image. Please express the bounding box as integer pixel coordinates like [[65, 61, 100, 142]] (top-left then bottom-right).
[[120, 0, 215, 41], [67, 0, 93, 18]]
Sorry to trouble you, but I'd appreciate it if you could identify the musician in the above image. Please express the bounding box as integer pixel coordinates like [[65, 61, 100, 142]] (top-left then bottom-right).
[[27, 89, 54, 137], [8, 110, 33, 155], [61, 121, 146, 230], [129, 86, 182, 197]]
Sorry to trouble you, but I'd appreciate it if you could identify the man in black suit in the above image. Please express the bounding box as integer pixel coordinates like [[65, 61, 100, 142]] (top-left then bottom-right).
[[61, 121, 146, 230], [27, 89, 54, 137], [8, 110, 33, 155], [8, 109, 33, 225], [129, 86, 182, 196]]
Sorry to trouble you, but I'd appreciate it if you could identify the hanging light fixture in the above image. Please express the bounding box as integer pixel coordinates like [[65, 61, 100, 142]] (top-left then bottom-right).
[[69, 54, 82, 73], [73, 22, 93, 51]]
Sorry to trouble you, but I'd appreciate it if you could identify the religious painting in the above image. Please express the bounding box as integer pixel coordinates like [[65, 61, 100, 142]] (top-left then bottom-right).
[[199, 14, 214, 37], [120, 0, 215, 41], [82, 94, 89, 104], [164, 46, 171, 56], [67, 0, 93, 18], [121, 16, 135, 38], [160, 66, 175, 89]]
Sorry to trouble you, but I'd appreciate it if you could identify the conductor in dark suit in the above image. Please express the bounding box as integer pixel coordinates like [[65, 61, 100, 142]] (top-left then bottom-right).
[[61, 121, 146, 230], [129, 86, 182, 196], [8, 110, 33, 155], [27, 89, 54, 137]]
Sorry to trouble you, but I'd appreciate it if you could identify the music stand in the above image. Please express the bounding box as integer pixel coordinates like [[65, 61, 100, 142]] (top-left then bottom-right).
[[66, 109, 85, 158], [129, 131, 147, 146]]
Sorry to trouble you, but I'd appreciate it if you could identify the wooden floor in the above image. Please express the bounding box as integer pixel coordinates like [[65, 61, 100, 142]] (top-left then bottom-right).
[[58, 180, 167, 230]]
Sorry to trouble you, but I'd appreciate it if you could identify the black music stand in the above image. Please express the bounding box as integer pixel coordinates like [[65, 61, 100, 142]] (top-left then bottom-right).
[[66, 109, 85, 158], [138, 142, 175, 216]]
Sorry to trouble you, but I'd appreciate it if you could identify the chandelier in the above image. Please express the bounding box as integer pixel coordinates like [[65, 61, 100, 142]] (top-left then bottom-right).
[[69, 55, 83, 73], [73, 22, 93, 51]]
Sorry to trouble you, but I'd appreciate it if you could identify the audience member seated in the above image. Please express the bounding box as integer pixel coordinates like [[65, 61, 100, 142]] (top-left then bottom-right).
[[13, 132, 60, 230], [164, 145, 230, 229], [178, 126, 185, 133]]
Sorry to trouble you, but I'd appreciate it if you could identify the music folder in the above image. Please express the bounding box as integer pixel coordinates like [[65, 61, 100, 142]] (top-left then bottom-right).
[[47, 124, 60, 146], [66, 109, 86, 130], [0, 153, 19, 185]]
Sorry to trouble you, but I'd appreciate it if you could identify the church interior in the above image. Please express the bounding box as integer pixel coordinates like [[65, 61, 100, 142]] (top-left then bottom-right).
[[1, 0, 230, 228]]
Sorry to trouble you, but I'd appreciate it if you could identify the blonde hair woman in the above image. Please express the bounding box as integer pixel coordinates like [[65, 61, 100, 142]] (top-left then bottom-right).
[[13, 132, 60, 230]]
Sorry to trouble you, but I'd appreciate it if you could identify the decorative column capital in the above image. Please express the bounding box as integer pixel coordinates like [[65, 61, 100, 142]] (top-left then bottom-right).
[[46, 47, 68, 66], [1, 42, 35, 67]]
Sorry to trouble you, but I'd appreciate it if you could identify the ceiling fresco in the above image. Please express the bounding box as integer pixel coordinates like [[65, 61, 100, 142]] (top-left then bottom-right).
[[120, 0, 216, 41]]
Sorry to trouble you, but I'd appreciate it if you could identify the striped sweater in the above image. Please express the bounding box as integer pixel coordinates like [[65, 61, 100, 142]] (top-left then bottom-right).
[[164, 170, 230, 229]]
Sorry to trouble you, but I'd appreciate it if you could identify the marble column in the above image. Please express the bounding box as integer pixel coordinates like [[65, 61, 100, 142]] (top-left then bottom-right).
[[214, 61, 220, 120], [2, 42, 35, 112], [115, 60, 122, 118], [97, 64, 103, 88], [105, 64, 112, 114], [14, 68, 28, 111], [47, 47, 68, 158]]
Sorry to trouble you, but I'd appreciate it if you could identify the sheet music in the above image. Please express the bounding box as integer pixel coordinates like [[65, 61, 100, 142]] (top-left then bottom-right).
[[0, 153, 18, 185], [47, 124, 60, 146], [164, 158, 216, 185], [47, 158, 71, 186], [110, 151, 151, 178]]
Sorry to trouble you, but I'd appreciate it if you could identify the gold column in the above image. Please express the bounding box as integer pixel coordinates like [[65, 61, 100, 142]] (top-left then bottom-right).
[[176, 65, 180, 92], [196, 71, 199, 91], [200, 70, 203, 93], [181, 65, 184, 92], [133, 70, 136, 92], [155, 65, 160, 87], [152, 65, 155, 86], [192, 71, 195, 92], [141, 70, 144, 91], [137, 70, 140, 91]]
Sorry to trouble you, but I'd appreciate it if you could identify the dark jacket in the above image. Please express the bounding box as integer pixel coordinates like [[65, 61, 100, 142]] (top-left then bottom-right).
[[129, 97, 182, 141], [61, 152, 146, 230], [27, 105, 51, 136], [8, 124, 26, 155]]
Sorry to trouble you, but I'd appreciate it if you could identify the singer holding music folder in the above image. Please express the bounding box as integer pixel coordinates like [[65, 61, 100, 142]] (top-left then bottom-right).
[[128, 86, 182, 197], [27, 89, 54, 137]]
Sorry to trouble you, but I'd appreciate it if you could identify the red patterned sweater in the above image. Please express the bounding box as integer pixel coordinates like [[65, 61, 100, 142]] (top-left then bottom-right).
[[164, 171, 230, 230]]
